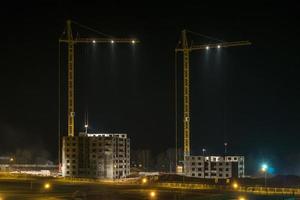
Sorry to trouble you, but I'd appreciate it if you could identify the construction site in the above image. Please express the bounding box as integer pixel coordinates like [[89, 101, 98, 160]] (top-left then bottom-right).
[[1, 1, 300, 199], [57, 20, 251, 180]]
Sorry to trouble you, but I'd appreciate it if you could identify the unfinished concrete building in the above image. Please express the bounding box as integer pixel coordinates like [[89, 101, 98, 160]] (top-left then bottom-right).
[[184, 155, 245, 179], [62, 132, 130, 179]]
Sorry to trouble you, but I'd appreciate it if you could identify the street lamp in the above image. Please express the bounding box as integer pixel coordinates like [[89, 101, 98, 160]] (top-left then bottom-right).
[[84, 124, 88, 133], [261, 164, 268, 171], [232, 182, 239, 189], [202, 148, 206, 156], [44, 182, 51, 190], [142, 177, 148, 184], [261, 164, 268, 188], [149, 191, 156, 198]]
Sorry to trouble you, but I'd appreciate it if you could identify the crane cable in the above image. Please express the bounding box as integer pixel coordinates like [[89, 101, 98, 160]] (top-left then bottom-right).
[[58, 41, 61, 170], [187, 29, 230, 154], [186, 30, 225, 43], [175, 50, 178, 168], [71, 20, 114, 38]]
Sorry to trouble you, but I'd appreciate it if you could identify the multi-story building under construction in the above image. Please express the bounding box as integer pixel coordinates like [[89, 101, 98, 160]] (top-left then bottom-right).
[[184, 155, 245, 179], [62, 132, 130, 179]]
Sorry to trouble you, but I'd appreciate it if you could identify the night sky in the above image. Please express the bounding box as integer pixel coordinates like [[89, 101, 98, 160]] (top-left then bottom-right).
[[0, 2, 299, 174]]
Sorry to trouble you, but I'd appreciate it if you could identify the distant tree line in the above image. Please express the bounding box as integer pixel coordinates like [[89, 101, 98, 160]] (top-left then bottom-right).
[[131, 148, 183, 172], [9, 148, 52, 164]]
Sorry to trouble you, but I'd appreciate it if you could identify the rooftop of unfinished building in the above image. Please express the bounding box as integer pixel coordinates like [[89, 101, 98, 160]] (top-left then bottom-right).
[[78, 132, 127, 138]]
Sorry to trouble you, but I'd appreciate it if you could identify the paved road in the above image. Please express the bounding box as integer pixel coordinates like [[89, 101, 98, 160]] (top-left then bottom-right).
[[0, 177, 293, 200]]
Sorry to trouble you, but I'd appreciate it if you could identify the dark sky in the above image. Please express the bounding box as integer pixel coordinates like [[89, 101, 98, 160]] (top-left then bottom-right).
[[0, 2, 299, 174]]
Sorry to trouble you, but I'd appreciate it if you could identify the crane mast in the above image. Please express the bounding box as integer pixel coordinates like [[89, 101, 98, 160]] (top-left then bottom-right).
[[182, 30, 191, 157], [66, 20, 75, 137], [176, 30, 250, 165]]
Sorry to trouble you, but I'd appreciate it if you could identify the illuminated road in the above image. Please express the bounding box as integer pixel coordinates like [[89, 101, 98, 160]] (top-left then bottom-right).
[[0, 178, 294, 200]]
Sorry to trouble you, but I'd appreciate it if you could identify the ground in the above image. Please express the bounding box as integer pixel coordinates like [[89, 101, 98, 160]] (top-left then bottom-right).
[[0, 176, 295, 200]]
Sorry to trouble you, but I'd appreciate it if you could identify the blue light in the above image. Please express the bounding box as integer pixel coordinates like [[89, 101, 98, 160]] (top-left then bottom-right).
[[262, 164, 268, 169], [261, 163, 268, 172], [268, 167, 275, 174]]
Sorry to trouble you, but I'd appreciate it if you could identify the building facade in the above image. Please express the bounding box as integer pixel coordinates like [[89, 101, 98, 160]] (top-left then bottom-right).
[[184, 155, 245, 179], [62, 132, 130, 179]]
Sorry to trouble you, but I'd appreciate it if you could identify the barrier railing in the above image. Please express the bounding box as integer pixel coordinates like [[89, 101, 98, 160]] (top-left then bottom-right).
[[239, 186, 300, 195], [156, 182, 300, 196]]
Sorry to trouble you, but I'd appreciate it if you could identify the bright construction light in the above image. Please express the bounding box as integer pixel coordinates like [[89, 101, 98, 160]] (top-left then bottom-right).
[[44, 183, 51, 189], [132, 40, 135, 44], [150, 191, 156, 198], [111, 40, 114, 44], [238, 196, 246, 200], [10, 158, 14, 162], [217, 45, 221, 49], [84, 124, 88, 128], [232, 182, 239, 189], [206, 46, 210, 50], [142, 177, 148, 184], [92, 40, 96, 44]]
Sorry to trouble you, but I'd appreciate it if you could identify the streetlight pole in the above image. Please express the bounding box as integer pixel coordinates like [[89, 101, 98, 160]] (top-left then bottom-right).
[[264, 170, 267, 188], [261, 164, 268, 189]]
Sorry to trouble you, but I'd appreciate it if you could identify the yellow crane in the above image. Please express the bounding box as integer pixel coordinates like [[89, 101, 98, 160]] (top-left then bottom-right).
[[59, 20, 139, 137], [175, 30, 251, 162]]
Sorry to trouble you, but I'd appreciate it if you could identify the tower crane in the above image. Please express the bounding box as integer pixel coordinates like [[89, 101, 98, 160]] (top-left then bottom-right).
[[59, 20, 139, 137], [175, 30, 250, 166]]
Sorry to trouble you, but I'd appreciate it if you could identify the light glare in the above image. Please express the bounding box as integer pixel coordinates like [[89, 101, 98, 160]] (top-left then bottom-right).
[[142, 177, 147, 184], [261, 163, 268, 172], [44, 183, 51, 189], [92, 40, 96, 44], [217, 45, 221, 48], [206, 46, 209, 50], [111, 40, 114, 44], [232, 182, 239, 189], [132, 40, 135, 44], [150, 191, 156, 198]]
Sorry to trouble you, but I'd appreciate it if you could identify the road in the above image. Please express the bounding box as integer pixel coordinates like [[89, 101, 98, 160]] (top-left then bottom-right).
[[0, 177, 294, 200]]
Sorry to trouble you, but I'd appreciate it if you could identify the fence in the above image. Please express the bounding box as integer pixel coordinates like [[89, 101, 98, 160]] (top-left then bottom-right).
[[239, 186, 300, 195], [156, 182, 300, 196]]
